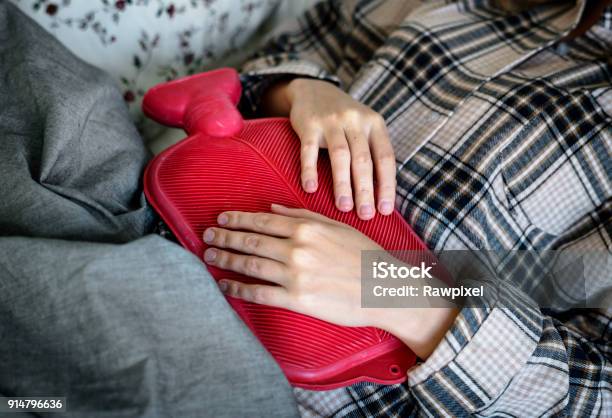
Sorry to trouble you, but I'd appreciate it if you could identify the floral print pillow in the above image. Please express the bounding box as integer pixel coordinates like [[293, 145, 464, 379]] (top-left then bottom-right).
[[11, 0, 282, 139]]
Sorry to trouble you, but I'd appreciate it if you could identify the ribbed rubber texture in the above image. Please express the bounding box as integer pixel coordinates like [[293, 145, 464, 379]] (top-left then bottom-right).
[[144, 118, 423, 389]]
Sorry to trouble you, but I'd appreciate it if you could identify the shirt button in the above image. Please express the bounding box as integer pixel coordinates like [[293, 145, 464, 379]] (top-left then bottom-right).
[[556, 42, 569, 56]]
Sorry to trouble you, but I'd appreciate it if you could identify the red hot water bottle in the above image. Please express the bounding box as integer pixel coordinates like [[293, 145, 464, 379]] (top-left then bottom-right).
[[142, 68, 428, 390]]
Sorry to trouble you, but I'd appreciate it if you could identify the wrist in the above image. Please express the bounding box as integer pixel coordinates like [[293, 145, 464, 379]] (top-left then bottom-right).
[[373, 307, 459, 359], [285, 77, 308, 105]]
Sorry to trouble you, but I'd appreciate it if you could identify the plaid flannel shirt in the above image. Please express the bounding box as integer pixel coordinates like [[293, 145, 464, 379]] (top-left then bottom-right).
[[239, 1, 612, 416]]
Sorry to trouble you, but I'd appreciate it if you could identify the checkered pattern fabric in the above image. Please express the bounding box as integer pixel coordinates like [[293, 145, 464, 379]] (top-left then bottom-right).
[[240, 0, 611, 416]]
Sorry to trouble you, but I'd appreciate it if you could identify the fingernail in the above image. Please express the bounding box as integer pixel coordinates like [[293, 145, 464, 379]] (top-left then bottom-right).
[[204, 248, 217, 262], [338, 196, 352, 211], [203, 228, 215, 243], [359, 204, 374, 218], [218, 213, 228, 225], [305, 179, 317, 193], [379, 200, 393, 214], [218, 281, 228, 293]]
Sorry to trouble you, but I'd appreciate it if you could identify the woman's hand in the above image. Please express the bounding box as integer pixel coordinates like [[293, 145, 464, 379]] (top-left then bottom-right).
[[202, 204, 458, 359], [204, 204, 380, 327], [262, 79, 396, 221]]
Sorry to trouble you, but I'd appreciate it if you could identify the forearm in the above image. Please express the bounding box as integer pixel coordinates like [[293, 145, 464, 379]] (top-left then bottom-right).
[[381, 307, 459, 359]]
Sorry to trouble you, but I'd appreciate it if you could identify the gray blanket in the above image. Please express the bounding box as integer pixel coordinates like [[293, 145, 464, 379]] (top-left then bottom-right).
[[0, 2, 298, 417]]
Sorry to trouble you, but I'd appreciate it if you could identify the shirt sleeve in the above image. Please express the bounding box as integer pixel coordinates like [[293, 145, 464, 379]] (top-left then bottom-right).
[[238, 0, 391, 115], [407, 286, 611, 417], [239, 0, 348, 115]]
